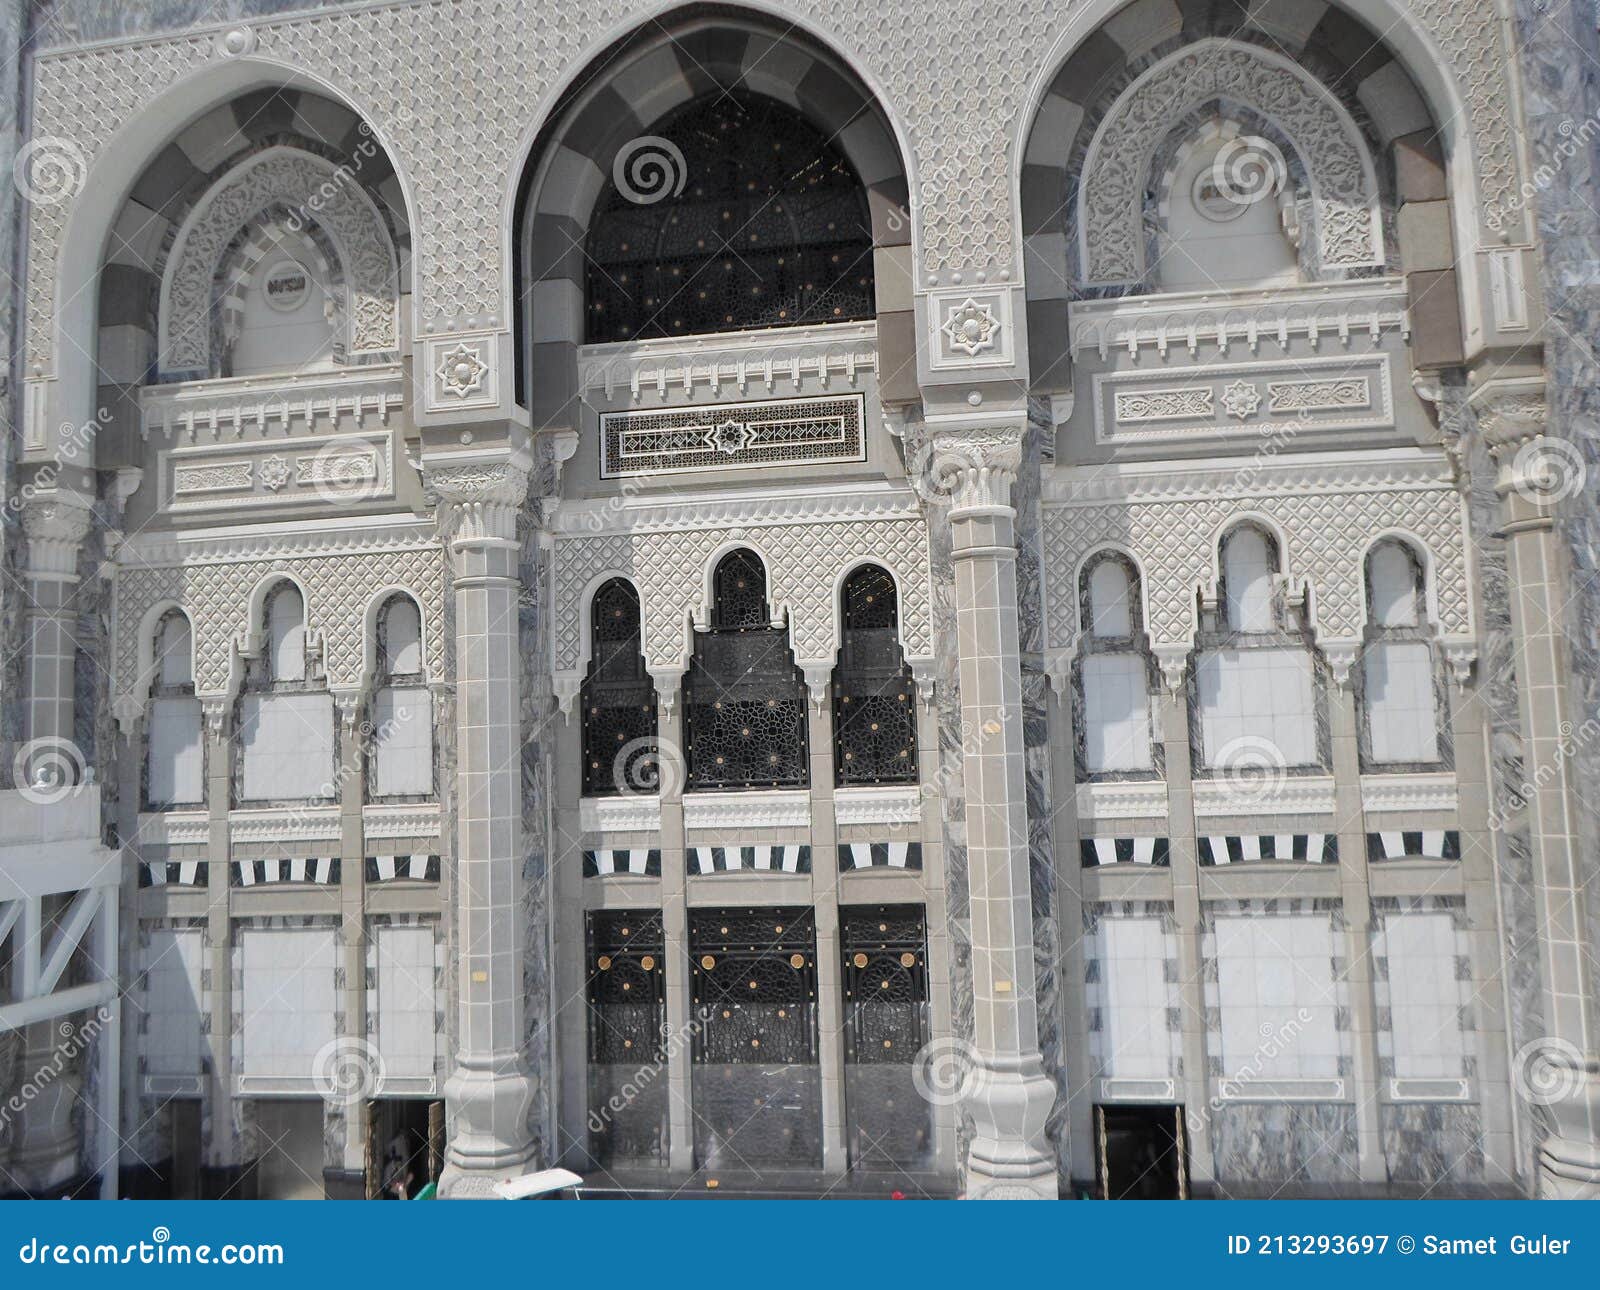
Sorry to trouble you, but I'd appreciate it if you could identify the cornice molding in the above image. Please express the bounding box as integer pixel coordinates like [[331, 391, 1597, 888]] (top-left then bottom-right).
[[117, 512, 438, 569], [551, 481, 922, 536], [683, 790, 811, 831]]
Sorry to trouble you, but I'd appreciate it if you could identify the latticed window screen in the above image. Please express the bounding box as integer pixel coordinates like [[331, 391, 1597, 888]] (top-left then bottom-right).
[[586, 911, 668, 1165], [690, 907, 821, 1168], [584, 91, 876, 343], [841, 904, 932, 1168], [581, 580, 658, 797], [684, 552, 809, 791], [833, 565, 918, 786]]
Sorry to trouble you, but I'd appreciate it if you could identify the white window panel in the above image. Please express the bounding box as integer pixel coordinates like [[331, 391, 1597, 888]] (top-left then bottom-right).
[[238, 928, 338, 1080], [1368, 544, 1420, 628], [1088, 560, 1133, 636], [238, 692, 335, 800], [148, 695, 203, 805], [1198, 648, 1317, 766], [1215, 914, 1340, 1080], [1223, 528, 1274, 632], [383, 599, 424, 675], [144, 929, 205, 1077], [1383, 912, 1467, 1079], [371, 686, 434, 797], [1097, 916, 1173, 1080], [1364, 641, 1438, 763], [375, 926, 436, 1079], [1083, 653, 1153, 772]]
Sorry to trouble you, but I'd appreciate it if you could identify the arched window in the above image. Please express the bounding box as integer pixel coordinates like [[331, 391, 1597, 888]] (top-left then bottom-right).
[[237, 583, 335, 803], [146, 611, 203, 808], [684, 551, 809, 791], [1360, 542, 1443, 765], [1077, 555, 1155, 775], [369, 595, 434, 800], [223, 218, 342, 378], [832, 566, 917, 786], [581, 580, 658, 797], [1196, 525, 1322, 771], [584, 91, 875, 343]]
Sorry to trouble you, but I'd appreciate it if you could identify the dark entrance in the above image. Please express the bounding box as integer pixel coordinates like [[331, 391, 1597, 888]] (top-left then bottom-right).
[[690, 907, 820, 1168], [1095, 1104, 1188, 1199], [363, 1097, 444, 1199], [841, 903, 932, 1168], [585, 910, 669, 1166]]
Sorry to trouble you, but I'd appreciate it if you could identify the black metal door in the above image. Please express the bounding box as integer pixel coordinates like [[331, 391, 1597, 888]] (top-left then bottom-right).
[[690, 907, 821, 1168], [586, 911, 668, 1165], [841, 904, 932, 1168]]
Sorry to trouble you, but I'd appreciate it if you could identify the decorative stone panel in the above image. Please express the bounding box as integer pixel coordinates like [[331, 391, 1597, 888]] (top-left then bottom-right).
[[23, 0, 1528, 372], [550, 487, 933, 677], [1042, 450, 1473, 657], [113, 519, 446, 704]]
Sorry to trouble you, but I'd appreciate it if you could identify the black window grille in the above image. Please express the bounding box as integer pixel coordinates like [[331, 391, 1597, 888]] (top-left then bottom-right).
[[684, 552, 809, 791], [841, 904, 932, 1168], [833, 565, 918, 786], [581, 580, 658, 796], [586, 911, 668, 1165], [584, 91, 876, 344]]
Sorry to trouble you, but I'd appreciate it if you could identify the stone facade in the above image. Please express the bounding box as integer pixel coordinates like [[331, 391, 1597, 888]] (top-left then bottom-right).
[[0, 0, 1597, 1201]]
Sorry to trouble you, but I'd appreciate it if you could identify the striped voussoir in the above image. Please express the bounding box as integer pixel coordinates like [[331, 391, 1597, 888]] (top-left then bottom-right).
[[838, 842, 923, 871], [1200, 835, 1338, 866], [1079, 837, 1170, 867], [139, 860, 209, 888], [233, 857, 340, 886], [692, 845, 810, 875], [582, 849, 661, 878], [365, 854, 443, 882], [1366, 831, 1460, 862]]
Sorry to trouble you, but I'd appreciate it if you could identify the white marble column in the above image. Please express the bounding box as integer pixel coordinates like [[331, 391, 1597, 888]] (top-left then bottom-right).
[[1472, 377, 1600, 1198], [431, 461, 538, 1195], [931, 422, 1057, 1198]]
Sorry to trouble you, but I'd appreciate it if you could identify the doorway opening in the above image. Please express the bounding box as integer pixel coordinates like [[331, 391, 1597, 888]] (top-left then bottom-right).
[[364, 1098, 444, 1199], [1095, 1103, 1189, 1199]]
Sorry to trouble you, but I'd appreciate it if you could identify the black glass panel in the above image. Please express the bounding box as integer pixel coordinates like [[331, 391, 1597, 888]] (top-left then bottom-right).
[[833, 566, 918, 787], [841, 904, 932, 1169], [585, 92, 875, 343], [585, 911, 668, 1165], [690, 908, 821, 1168], [581, 580, 659, 797]]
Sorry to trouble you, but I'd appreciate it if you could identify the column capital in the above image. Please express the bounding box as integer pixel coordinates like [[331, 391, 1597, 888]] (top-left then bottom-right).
[[427, 458, 529, 548], [1469, 375, 1585, 517], [920, 411, 1026, 515], [20, 489, 93, 580], [1469, 375, 1546, 454]]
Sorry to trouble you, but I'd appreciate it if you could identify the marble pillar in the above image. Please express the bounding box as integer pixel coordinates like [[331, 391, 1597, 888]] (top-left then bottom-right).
[[930, 420, 1057, 1198], [1472, 378, 1600, 1198], [431, 461, 538, 1195]]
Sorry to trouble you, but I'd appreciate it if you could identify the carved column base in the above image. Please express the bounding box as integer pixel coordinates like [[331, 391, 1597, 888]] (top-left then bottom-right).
[[437, 1052, 536, 1198], [962, 1052, 1059, 1200], [1537, 1057, 1600, 1199]]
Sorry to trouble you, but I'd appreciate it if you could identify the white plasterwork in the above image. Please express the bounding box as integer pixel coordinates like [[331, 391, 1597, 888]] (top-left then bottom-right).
[[1074, 781, 1170, 822], [135, 810, 210, 847], [140, 366, 405, 441], [21, 0, 1524, 375], [1191, 776, 1337, 818], [229, 806, 341, 844], [1078, 39, 1383, 285], [113, 514, 446, 704], [1041, 448, 1473, 658], [580, 795, 663, 834], [1359, 772, 1459, 815], [683, 790, 811, 830], [362, 803, 444, 840], [832, 786, 923, 826], [158, 147, 399, 375], [550, 483, 934, 675]]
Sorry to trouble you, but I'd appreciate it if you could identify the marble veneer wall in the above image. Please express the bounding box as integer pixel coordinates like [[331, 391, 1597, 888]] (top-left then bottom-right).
[[2, 0, 24, 778]]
